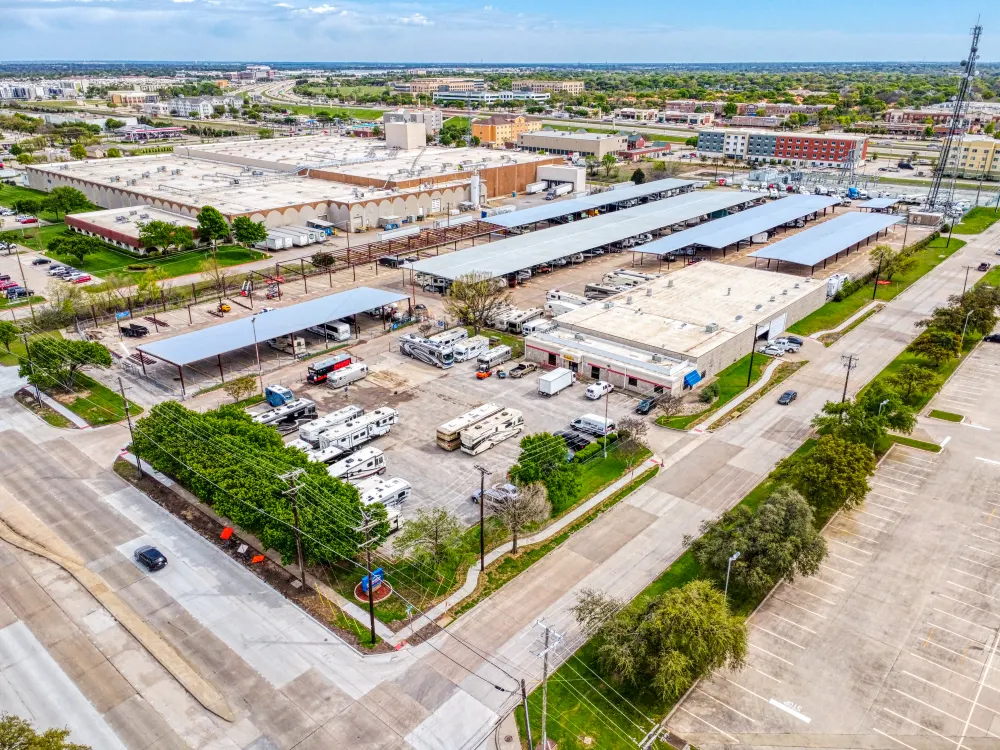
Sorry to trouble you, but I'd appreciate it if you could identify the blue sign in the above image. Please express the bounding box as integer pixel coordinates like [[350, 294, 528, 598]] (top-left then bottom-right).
[[362, 567, 385, 593], [115, 311, 131, 320]]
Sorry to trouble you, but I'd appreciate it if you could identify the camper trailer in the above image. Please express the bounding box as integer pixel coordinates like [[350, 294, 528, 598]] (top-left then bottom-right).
[[427, 327, 469, 347], [318, 408, 399, 451], [436, 402, 505, 450], [453, 335, 490, 362], [460, 408, 524, 455], [298, 405, 365, 446], [327, 447, 386, 481]]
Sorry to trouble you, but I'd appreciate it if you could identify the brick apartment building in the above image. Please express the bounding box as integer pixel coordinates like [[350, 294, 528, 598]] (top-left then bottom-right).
[[697, 128, 868, 167]]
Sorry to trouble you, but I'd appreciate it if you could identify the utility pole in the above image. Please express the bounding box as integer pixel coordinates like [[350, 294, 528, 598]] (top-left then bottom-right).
[[474, 464, 492, 572], [871, 252, 884, 301], [841, 354, 859, 404], [21, 332, 41, 407], [119, 377, 141, 480], [279, 469, 307, 587], [358, 509, 381, 645], [12, 248, 35, 323], [962, 264, 976, 296], [520, 679, 534, 750], [746, 334, 757, 387], [535, 620, 563, 750]]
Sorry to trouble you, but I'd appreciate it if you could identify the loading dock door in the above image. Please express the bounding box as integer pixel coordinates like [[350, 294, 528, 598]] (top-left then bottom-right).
[[768, 313, 788, 341]]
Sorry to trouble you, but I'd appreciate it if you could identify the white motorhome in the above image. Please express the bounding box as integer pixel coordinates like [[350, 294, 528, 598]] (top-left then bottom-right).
[[307, 320, 351, 342], [545, 299, 585, 317], [521, 319, 557, 336], [428, 327, 469, 347], [267, 335, 308, 357], [453, 335, 490, 362], [399, 334, 455, 368], [504, 308, 544, 334], [460, 408, 524, 456], [546, 289, 590, 306], [298, 405, 365, 445], [354, 476, 411, 509], [571, 413, 617, 437], [477, 345, 513, 372], [436, 402, 505, 450], [319, 407, 399, 450], [326, 363, 368, 389], [327, 447, 386, 481], [252, 398, 317, 426]]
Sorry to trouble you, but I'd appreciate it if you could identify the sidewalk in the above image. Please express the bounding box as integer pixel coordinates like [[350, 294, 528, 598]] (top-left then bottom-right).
[[688, 358, 783, 433], [37, 389, 90, 429]]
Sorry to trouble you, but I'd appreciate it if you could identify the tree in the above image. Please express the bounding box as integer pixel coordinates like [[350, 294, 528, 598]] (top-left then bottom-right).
[[222, 374, 257, 403], [0, 321, 17, 353], [11, 199, 42, 216], [772, 435, 875, 514], [574, 580, 746, 701], [631, 167, 646, 184], [197, 206, 231, 247], [104, 118, 125, 130], [106, 148, 121, 158], [509, 433, 581, 514], [47, 234, 104, 264], [15, 153, 33, 165], [45, 187, 91, 219], [918, 286, 1000, 339], [395, 508, 463, 568], [615, 415, 649, 477], [138, 220, 194, 252], [232, 216, 268, 247], [812, 380, 916, 446], [371, 125, 382, 137], [200, 256, 234, 297], [601, 152, 617, 177], [870, 243, 916, 281], [69, 143, 86, 160], [723, 101, 738, 117], [0, 712, 90, 749], [584, 155, 599, 177], [19, 338, 111, 389], [487, 482, 549, 553], [908, 329, 961, 367], [884, 363, 940, 402], [687, 485, 827, 597], [924, 125, 935, 138], [443, 272, 512, 335]]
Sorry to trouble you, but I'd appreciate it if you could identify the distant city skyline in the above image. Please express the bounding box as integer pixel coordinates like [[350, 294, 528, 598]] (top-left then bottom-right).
[[0, 0, 997, 64]]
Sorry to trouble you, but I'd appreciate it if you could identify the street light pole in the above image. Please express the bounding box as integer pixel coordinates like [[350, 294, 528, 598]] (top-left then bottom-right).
[[960, 309, 974, 352], [250, 315, 264, 394], [725, 551, 741, 602], [873, 399, 889, 450]]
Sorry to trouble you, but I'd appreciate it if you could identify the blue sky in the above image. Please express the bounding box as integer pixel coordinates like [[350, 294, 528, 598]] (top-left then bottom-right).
[[1, 0, 997, 63]]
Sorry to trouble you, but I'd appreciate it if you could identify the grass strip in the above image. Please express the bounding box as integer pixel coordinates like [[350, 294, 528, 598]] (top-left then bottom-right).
[[656, 352, 771, 430], [888, 435, 943, 453], [953, 206, 1000, 234], [709, 360, 805, 429], [49, 372, 143, 426], [818, 304, 883, 347], [929, 409, 964, 422]]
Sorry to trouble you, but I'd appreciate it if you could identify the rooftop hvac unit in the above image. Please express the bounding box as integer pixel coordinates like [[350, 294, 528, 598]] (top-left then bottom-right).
[[667, 279, 674, 288], [110, 176, 120, 183], [755, 304, 763, 310], [782, 289, 788, 295], [252, 170, 264, 176], [726, 287, 731, 296], [574, 333, 585, 340], [651, 354, 664, 362], [626, 296, 633, 305], [127, 179, 136, 186], [115, 215, 127, 222], [705, 323, 719, 333], [769, 296, 776, 302], [646, 287, 653, 296], [603, 302, 614, 309], [157, 166, 167, 172], [794, 283, 800, 288], [129, 210, 137, 215], [735, 315, 743, 321], [141, 171, 150, 178]]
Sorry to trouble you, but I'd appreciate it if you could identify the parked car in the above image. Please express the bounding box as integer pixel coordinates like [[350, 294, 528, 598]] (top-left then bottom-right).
[[984, 333, 1000, 343], [635, 398, 656, 415], [0, 274, 10, 282], [760, 345, 786, 357], [585, 381, 614, 400], [30, 257, 51, 266], [6, 287, 32, 299], [508, 362, 537, 379], [71, 274, 92, 284], [979, 262, 991, 272], [777, 390, 798, 405], [554, 430, 590, 451], [0, 280, 19, 291], [47, 265, 69, 276], [18, 217, 37, 225], [120, 323, 149, 338], [133, 545, 167, 572], [475, 369, 492, 380]]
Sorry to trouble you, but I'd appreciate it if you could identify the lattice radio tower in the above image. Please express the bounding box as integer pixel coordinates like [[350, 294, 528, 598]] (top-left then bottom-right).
[[927, 21, 982, 210]]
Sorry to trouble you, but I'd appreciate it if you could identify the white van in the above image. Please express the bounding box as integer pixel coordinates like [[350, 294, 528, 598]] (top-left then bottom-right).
[[571, 414, 617, 437], [453, 335, 490, 362], [585, 381, 614, 400], [326, 362, 368, 389], [477, 345, 512, 372]]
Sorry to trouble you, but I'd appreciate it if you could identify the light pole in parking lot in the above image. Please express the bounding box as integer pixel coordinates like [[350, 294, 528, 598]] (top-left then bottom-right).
[[874, 399, 889, 450], [474, 464, 492, 572], [725, 551, 741, 602], [250, 315, 264, 395], [960, 309, 975, 352]]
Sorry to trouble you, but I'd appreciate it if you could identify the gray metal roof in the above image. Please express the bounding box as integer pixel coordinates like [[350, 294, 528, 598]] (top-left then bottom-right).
[[747, 212, 903, 268], [637, 195, 841, 255], [137, 287, 408, 367], [858, 197, 901, 210], [409, 190, 762, 280], [487, 179, 696, 228]]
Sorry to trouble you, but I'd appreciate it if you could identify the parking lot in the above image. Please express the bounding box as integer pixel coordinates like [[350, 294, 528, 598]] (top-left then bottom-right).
[[666, 341, 1000, 749]]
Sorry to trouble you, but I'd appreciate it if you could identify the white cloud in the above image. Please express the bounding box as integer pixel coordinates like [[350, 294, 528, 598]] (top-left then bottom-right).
[[482, 4, 493, 10], [296, 2, 337, 12], [171, 0, 195, 3], [399, 12, 430, 25], [273, 1, 294, 6]]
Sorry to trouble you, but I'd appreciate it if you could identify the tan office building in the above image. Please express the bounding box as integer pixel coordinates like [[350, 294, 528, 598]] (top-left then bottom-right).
[[943, 135, 1000, 178], [472, 114, 541, 145], [518, 130, 626, 158], [391, 78, 484, 94], [513, 80, 586, 95]]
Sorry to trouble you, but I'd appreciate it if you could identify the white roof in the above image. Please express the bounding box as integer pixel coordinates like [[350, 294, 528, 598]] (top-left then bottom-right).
[[748, 212, 903, 267]]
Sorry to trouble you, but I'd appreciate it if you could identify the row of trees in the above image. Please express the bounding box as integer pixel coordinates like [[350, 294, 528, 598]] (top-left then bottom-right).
[[133, 402, 388, 565], [5, 185, 93, 220], [908, 282, 1000, 367]]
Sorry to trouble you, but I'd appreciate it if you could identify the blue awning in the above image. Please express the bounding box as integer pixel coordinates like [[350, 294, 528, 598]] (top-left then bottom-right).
[[684, 370, 703, 387]]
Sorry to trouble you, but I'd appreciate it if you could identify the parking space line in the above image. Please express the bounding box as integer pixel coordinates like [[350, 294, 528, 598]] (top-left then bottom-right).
[[980, 510, 1000, 522], [970, 532, 1000, 546], [948, 580, 1000, 602], [959, 556, 1000, 574], [907, 651, 991, 686], [951, 567, 1000, 587], [966, 544, 1000, 558], [769, 613, 817, 634], [749, 665, 782, 683], [885, 460, 932, 473], [922, 638, 985, 666], [844, 517, 888, 533], [749, 643, 794, 666], [828, 537, 874, 553], [832, 525, 880, 543], [937, 593, 1000, 623], [871, 481, 917, 495], [892, 453, 938, 465], [774, 596, 827, 619], [875, 471, 922, 486], [677, 707, 741, 745], [873, 727, 919, 750], [976, 522, 1000, 533], [868, 492, 910, 504], [721, 676, 771, 705], [925, 620, 987, 646], [786, 583, 837, 603], [818, 563, 854, 579], [893, 688, 1000, 739], [866, 501, 906, 514], [933, 608, 996, 633], [829, 552, 865, 567], [901, 671, 977, 703], [694, 688, 757, 723], [881, 708, 959, 746], [752, 625, 805, 649]]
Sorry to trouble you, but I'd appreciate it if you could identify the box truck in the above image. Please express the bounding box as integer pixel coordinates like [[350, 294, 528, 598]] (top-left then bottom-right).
[[538, 368, 574, 397]]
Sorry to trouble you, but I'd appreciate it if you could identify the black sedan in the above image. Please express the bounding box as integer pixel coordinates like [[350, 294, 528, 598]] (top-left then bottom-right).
[[555, 430, 590, 452], [635, 398, 656, 415], [134, 545, 168, 572], [777, 390, 798, 406]]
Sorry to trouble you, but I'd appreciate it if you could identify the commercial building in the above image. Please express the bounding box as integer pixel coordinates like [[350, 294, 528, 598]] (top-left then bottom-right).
[[730, 114, 784, 128], [513, 80, 586, 95], [696, 129, 868, 167], [166, 96, 243, 118], [392, 78, 484, 94], [619, 134, 671, 162], [109, 90, 159, 106], [942, 135, 1000, 178], [471, 114, 541, 146], [432, 90, 550, 106], [382, 108, 444, 135], [658, 111, 714, 126], [550, 262, 827, 379], [65, 206, 199, 253], [518, 129, 626, 158], [615, 108, 658, 121]]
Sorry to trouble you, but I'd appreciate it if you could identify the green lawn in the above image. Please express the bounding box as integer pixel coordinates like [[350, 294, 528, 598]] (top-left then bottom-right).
[[0, 184, 63, 223], [464, 327, 525, 358], [275, 103, 385, 119], [49, 372, 143, 426], [44, 243, 267, 279], [953, 206, 1000, 234], [0, 330, 62, 367], [929, 409, 964, 422], [877, 434, 942, 453], [978, 266, 1000, 289], [788, 236, 966, 336], [656, 352, 771, 430], [517, 440, 818, 749]]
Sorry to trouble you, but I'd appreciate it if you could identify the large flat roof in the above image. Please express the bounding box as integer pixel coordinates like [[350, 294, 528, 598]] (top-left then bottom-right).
[[410, 190, 766, 280], [748, 212, 903, 268], [555, 262, 822, 360], [137, 287, 407, 367], [66, 206, 198, 237], [487, 179, 696, 228], [858, 197, 901, 210], [637, 195, 840, 255]]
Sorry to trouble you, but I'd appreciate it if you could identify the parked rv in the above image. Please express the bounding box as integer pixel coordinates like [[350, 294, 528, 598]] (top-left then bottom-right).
[[327, 447, 386, 481], [298, 405, 365, 446], [453, 335, 490, 362], [476, 345, 513, 372], [436, 402, 504, 450], [307, 320, 351, 342], [399, 333, 455, 368], [460, 408, 524, 455], [325, 362, 368, 389], [428, 327, 469, 347], [354, 476, 411, 509], [306, 352, 353, 384], [318, 407, 399, 450]]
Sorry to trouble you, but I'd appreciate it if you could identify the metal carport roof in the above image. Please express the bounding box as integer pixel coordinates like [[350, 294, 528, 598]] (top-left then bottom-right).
[[635, 195, 840, 255], [858, 197, 901, 210], [137, 287, 408, 366], [409, 190, 762, 280], [748, 212, 903, 268], [487, 179, 695, 228]]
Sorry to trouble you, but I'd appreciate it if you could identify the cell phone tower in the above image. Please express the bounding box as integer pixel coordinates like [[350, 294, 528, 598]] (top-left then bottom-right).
[[927, 21, 982, 210]]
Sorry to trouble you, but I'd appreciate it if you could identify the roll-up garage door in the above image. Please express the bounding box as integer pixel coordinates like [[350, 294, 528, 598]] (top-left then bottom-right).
[[768, 313, 788, 341]]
